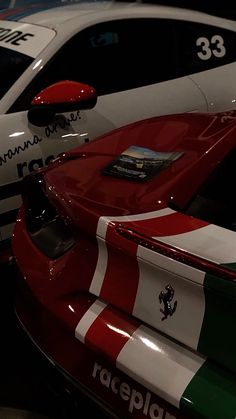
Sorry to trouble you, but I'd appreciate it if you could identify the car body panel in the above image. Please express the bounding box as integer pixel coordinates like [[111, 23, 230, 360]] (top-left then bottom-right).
[[0, 82, 205, 246], [12, 110, 236, 418], [190, 64, 236, 112], [2, 2, 236, 253], [0, 19, 55, 57]]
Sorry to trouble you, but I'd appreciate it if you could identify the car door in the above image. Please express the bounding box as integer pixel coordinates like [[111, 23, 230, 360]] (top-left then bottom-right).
[[173, 19, 236, 112]]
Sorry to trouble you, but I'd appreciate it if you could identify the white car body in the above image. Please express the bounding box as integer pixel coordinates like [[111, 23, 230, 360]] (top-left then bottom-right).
[[1, 0, 236, 250]]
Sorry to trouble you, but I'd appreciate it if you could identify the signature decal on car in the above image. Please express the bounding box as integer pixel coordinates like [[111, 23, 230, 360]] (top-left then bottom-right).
[[92, 361, 177, 419], [44, 110, 81, 137], [0, 111, 85, 167], [0, 134, 42, 166], [159, 285, 177, 321]]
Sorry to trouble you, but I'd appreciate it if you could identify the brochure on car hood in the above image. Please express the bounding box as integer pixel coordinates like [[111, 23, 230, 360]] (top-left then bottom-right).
[[102, 145, 183, 181]]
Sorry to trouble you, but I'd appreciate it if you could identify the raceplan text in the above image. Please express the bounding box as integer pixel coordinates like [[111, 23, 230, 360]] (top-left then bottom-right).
[[92, 362, 177, 419]]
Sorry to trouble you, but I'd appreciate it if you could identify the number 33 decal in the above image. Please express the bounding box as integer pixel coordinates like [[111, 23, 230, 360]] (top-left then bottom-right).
[[196, 35, 226, 60]]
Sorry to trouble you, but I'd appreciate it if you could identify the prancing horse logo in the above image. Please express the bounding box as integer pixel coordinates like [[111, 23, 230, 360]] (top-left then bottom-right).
[[159, 284, 177, 321]]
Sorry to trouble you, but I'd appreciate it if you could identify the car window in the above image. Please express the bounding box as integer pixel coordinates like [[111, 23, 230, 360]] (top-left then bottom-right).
[[179, 146, 236, 231], [174, 21, 236, 76], [0, 47, 33, 100], [10, 18, 177, 112], [13, 17, 236, 114]]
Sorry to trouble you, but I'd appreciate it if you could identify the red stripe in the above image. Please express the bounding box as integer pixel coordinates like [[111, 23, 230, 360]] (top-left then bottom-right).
[[99, 223, 139, 313], [121, 211, 208, 237], [0, 7, 26, 19], [85, 305, 140, 362], [93, 211, 206, 315]]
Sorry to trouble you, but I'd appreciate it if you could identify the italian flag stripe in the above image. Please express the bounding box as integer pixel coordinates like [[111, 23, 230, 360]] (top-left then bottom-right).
[[83, 209, 236, 417], [98, 223, 140, 313], [180, 359, 236, 418], [75, 299, 236, 418], [158, 224, 236, 264], [197, 267, 236, 374], [89, 208, 174, 296], [116, 324, 205, 409], [75, 300, 140, 362]]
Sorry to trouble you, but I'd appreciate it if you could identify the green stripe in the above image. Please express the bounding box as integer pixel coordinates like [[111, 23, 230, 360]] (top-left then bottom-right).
[[198, 271, 236, 372], [223, 262, 236, 272], [180, 359, 236, 418]]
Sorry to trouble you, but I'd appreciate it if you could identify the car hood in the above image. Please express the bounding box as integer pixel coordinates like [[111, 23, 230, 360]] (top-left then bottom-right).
[[43, 111, 236, 225]]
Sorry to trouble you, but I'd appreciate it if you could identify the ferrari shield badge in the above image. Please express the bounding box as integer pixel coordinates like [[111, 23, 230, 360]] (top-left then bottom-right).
[[159, 284, 177, 321]]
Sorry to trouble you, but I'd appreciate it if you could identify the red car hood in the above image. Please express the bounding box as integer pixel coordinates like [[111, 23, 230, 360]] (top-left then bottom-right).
[[42, 111, 236, 235]]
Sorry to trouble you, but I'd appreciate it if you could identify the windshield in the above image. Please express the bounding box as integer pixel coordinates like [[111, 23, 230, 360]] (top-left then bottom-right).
[[0, 46, 33, 100], [0, 20, 55, 102]]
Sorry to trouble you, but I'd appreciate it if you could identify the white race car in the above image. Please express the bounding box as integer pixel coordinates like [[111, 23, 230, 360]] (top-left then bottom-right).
[[1, 0, 236, 258]]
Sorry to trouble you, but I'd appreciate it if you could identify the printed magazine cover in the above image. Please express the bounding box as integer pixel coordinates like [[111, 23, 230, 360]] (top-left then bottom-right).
[[102, 145, 183, 181]]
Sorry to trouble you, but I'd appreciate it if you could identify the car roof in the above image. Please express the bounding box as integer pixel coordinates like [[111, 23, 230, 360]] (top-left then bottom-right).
[[1, 1, 236, 30]]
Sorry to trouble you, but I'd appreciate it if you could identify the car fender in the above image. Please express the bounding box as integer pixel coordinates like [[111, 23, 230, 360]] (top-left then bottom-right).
[[190, 62, 236, 112]]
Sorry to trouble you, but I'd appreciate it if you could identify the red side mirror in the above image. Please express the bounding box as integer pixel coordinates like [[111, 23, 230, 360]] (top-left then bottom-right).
[[28, 80, 97, 126]]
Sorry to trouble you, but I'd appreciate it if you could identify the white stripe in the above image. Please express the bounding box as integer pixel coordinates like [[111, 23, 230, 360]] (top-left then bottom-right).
[[90, 208, 175, 295], [137, 245, 205, 285], [133, 257, 205, 350], [89, 238, 108, 295], [0, 20, 55, 58], [97, 207, 174, 238], [117, 324, 205, 408], [75, 300, 107, 343], [157, 224, 236, 264]]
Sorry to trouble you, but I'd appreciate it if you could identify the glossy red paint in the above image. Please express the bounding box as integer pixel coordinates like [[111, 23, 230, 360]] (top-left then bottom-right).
[[13, 109, 236, 323], [16, 285, 186, 419], [12, 110, 236, 419], [85, 305, 140, 363], [31, 80, 97, 106], [40, 111, 236, 223], [13, 208, 99, 302], [14, 211, 187, 419], [98, 222, 140, 312]]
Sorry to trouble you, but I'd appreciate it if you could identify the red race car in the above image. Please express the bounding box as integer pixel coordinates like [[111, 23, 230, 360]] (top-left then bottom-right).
[[12, 109, 236, 419]]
